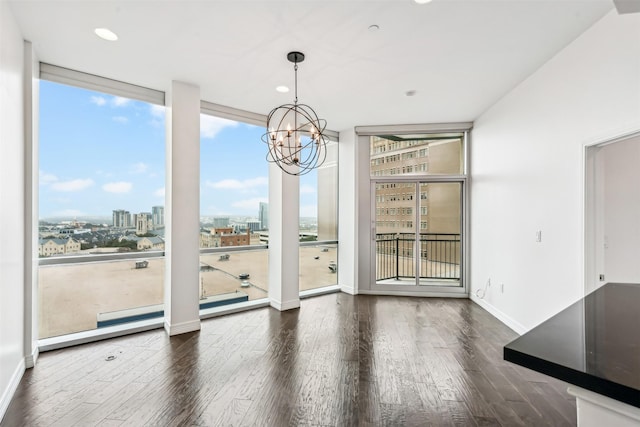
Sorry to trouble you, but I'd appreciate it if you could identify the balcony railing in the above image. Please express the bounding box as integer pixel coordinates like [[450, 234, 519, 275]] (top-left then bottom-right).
[[375, 233, 460, 281]]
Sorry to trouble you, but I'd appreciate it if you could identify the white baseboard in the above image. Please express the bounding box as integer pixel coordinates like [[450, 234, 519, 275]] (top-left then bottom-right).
[[359, 289, 468, 298], [24, 347, 39, 369], [0, 359, 25, 423], [568, 386, 640, 426], [270, 298, 300, 311], [200, 299, 270, 320], [340, 285, 356, 295], [164, 319, 201, 336], [300, 285, 340, 299], [39, 318, 164, 352], [470, 295, 527, 335]]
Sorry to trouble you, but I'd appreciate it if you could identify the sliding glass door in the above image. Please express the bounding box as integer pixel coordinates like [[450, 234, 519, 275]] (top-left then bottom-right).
[[417, 182, 461, 285], [374, 181, 462, 287]]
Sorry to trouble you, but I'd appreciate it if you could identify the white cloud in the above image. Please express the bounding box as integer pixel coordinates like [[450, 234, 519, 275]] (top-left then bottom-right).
[[231, 197, 268, 212], [149, 105, 165, 128], [102, 181, 132, 193], [92, 95, 131, 108], [51, 178, 94, 192], [112, 116, 129, 124], [112, 96, 130, 107], [206, 177, 267, 191], [300, 184, 316, 195], [200, 115, 238, 139], [39, 171, 58, 184], [150, 104, 165, 118], [90, 96, 107, 106], [130, 162, 148, 174], [154, 187, 165, 198]]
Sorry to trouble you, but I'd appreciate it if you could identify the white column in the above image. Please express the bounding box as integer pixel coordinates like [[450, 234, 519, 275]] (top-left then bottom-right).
[[268, 163, 300, 311], [337, 128, 361, 295], [164, 81, 201, 336]]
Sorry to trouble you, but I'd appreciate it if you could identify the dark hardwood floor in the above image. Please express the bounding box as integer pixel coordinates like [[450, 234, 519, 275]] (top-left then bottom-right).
[[1, 293, 576, 426]]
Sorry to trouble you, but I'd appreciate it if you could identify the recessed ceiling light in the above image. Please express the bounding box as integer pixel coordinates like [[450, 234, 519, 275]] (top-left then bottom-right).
[[276, 86, 289, 93], [414, 0, 433, 4], [368, 24, 380, 32], [405, 90, 417, 97], [94, 28, 118, 41]]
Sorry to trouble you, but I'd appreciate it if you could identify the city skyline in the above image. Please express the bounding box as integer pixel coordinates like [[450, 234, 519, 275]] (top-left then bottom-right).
[[39, 80, 319, 219]]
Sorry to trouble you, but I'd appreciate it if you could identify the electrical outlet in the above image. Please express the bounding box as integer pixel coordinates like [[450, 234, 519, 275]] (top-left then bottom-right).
[[536, 230, 542, 242], [501, 283, 504, 293]]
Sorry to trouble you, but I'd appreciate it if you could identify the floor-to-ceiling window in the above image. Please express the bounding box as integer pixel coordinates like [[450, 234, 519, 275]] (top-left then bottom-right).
[[38, 66, 166, 338], [299, 139, 339, 293], [199, 104, 340, 301], [199, 107, 270, 308], [36, 66, 341, 343]]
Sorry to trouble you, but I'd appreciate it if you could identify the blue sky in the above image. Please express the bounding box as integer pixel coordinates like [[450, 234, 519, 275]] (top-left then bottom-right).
[[39, 80, 318, 220]]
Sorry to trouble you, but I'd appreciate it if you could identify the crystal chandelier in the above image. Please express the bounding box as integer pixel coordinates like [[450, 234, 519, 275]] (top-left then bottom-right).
[[262, 52, 328, 176]]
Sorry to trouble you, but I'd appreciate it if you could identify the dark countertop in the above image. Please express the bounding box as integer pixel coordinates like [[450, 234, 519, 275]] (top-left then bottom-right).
[[504, 282, 640, 408]]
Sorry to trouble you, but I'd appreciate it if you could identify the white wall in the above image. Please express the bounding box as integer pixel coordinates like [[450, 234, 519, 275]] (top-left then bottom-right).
[[470, 10, 640, 333], [0, 0, 26, 419], [602, 135, 640, 283]]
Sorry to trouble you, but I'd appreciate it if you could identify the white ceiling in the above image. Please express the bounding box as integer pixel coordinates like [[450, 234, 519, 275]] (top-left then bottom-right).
[[8, 0, 614, 131]]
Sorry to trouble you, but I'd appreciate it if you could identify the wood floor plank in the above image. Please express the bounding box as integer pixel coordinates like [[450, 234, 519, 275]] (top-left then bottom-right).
[[70, 381, 148, 427], [49, 402, 99, 427], [2, 293, 578, 427]]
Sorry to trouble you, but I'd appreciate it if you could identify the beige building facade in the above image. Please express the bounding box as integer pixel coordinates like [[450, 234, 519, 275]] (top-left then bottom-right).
[[200, 228, 252, 248], [370, 135, 462, 236], [38, 237, 81, 257], [370, 135, 463, 270]]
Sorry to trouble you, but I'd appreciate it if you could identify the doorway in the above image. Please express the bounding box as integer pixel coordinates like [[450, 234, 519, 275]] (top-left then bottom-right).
[[373, 181, 462, 287], [364, 130, 468, 295], [585, 131, 640, 294]]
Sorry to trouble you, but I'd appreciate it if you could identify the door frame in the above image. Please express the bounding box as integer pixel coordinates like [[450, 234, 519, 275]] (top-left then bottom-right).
[[370, 177, 467, 295], [584, 130, 640, 295], [354, 124, 471, 298]]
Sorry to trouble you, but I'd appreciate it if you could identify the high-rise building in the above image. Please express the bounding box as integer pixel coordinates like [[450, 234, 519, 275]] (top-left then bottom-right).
[[317, 142, 338, 241], [246, 221, 260, 232], [258, 202, 269, 230], [213, 217, 230, 228], [152, 205, 164, 227], [369, 135, 462, 235], [112, 209, 131, 228], [370, 135, 463, 268], [136, 212, 153, 235]]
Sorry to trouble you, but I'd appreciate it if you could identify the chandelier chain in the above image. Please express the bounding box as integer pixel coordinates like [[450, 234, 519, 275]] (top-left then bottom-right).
[[294, 63, 298, 104]]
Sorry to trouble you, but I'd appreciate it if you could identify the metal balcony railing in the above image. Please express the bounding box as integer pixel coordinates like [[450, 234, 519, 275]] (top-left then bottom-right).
[[375, 233, 460, 281]]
